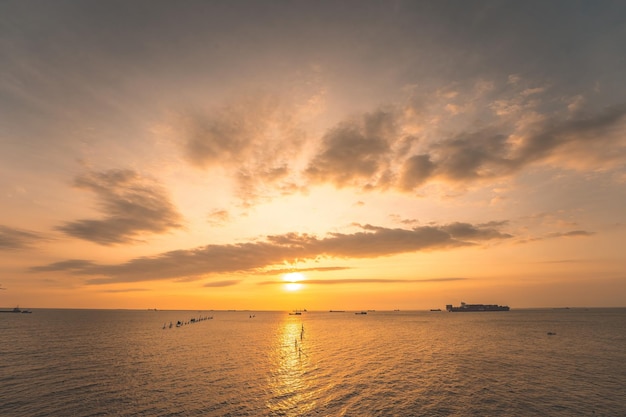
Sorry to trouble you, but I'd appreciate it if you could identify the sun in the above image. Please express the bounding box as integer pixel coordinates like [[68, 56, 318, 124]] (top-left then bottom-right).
[[282, 272, 305, 291]]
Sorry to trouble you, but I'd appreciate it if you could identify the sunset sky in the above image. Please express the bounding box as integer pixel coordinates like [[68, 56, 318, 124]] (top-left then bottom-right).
[[1, 1, 625, 310]]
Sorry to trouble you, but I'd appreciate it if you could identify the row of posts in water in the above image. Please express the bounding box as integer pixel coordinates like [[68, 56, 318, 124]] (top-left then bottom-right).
[[162, 315, 214, 329]]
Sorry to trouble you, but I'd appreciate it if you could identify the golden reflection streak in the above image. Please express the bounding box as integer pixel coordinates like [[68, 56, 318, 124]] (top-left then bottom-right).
[[266, 315, 316, 415]]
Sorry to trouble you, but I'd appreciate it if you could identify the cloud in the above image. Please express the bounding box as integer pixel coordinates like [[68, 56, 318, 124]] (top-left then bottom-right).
[[178, 92, 309, 204], [305, 109, 398, 189], [532, 259, 588, 264], [100, 288, 151, 293], [0, 225, 43, 250], [258, 277, 468, 286], [399, 103, 626, 189], [32, 221, 511, 284], [207, 209, 230, 226], [182, 94, 287, 167], [545, 230, 595, 239], [304, 83, 626, 193], [30, 259, 97, 272], [55, 169, 183, 245], [260, 266, 353, 276], [514, 103, 626, 169], [516, 229, 594, 244], [399, 154, 435, 190], [203, 280, 241, 288], [173, 81, 626, 206]]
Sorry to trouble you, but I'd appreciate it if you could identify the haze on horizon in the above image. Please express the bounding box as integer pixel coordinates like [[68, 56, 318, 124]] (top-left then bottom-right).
[[1, 1, 625, 310]]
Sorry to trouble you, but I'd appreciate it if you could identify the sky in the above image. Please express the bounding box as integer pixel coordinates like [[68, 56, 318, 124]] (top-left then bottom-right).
[[1, 0, 625, 310]]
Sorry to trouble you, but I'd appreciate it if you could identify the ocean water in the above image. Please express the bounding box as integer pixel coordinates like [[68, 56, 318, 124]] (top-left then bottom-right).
[[1, 308, 625, 416]]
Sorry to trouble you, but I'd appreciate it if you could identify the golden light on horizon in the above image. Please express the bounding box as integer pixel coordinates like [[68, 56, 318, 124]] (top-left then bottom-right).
[[283, 272, 305, 292]]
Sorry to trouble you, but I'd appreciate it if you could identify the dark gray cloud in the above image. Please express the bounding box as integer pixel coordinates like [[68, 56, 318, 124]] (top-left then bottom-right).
[[307, 99, 626, 193], [514, 103, 626, 166], [306, 110, 398, 188], [399, 155, 435, 190], [56, 170, 183, 245], [0, 225, 42, 250], [426, 130, 514, 182], [32, 222, 511, 284]]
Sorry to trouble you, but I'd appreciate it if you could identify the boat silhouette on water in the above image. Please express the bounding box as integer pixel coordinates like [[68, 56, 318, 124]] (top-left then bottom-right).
[[446, 302, 509, 312], [0, 306, 32, 313]]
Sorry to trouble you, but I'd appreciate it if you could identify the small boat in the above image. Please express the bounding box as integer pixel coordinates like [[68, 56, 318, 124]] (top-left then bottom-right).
[[354, 311, 367, 315], [0, 306, 31, 313]]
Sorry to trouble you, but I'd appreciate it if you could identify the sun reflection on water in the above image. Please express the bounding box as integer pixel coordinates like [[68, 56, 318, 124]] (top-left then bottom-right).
[[266, 315, 316, 415]]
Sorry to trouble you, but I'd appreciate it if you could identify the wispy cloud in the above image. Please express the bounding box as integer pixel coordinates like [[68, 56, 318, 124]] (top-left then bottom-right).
[[30, 259, 97, 275], [32, 222, 511, 284], [516, 229, 595, 244], [546, 230, 595, 238], [258, 277, 468, 286], [203, 280, 241, 288], [0, 225, 42, 250], [207, 209, 230, 226], [55, 169, 183, 245], [100, 288, 151, 293], [178, 92, 309, 205], [531, 259, 589, 264], [259, 266, 353, 276]]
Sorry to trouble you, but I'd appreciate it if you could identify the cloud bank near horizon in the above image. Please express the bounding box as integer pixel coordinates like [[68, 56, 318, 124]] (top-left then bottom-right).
[[32, 222, 512, 284]]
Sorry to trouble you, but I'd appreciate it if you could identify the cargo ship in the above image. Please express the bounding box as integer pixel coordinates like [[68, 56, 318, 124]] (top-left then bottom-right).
[[446, 302, 509, 312]]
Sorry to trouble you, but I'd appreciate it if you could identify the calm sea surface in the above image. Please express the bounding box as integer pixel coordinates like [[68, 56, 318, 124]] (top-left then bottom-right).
[[1, 308, 625, 416]]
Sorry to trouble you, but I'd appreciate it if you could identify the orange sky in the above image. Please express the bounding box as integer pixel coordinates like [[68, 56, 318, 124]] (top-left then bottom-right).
[[1, 1, 625, 310]]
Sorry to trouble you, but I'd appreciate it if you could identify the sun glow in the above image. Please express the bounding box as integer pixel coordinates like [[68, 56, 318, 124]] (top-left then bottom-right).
[[283, 272, 305, 291]]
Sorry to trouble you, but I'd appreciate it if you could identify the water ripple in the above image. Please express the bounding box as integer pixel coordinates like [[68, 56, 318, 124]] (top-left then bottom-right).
[[1, 309, 625, 416]]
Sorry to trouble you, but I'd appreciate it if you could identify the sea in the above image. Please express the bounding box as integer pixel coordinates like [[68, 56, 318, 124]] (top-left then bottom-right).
[[1, 308, 625, 416]]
